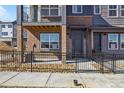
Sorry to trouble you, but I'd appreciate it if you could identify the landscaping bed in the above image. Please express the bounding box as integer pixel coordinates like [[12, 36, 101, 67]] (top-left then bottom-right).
[[0, 62, 75, 73]]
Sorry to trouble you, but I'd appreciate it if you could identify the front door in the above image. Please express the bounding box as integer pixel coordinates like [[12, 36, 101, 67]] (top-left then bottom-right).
[[71, 30, 84, 55]]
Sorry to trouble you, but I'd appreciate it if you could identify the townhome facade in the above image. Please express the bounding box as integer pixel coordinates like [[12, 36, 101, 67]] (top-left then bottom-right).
[[92, 5, 124, 54], [17, 5, 124, 63], [0, 21, 17, 47], [17, 5, 66, 62]]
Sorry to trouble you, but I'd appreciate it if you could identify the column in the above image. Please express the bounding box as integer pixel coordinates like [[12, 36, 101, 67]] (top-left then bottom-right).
[[29, 5, 34, 22], [62, 5, 66, 25], [28, 6, 32, 22], [61, 25, 66, 63], [38, 5, 41, 22], [86, 29, 92, 56], [17, 25, 23, 51], [91, 31, 94, 50]]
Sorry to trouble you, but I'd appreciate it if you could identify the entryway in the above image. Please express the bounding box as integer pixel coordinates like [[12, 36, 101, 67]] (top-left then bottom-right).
[[71, 30, 86, 57]]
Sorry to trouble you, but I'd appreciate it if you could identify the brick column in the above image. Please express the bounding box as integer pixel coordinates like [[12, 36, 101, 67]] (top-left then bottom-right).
[[17, 25, 24, 63], [17, 25, 23, 51], [61, 25, 66, 63]]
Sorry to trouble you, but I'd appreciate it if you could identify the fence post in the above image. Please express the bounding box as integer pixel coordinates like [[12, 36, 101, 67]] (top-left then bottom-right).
[[112, 54, 116, 74], [31, 51, 33, 72], [101, 53, 104, 74], [0, 51, 1, 71], [13, 50, 14, 63], [74, 53, 77, 73]]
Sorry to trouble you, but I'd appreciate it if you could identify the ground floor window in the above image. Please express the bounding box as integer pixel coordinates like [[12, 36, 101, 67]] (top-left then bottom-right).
[[120, 34, 124, 49], [40, 33, 59, 49], [108, 34, 118, 50]]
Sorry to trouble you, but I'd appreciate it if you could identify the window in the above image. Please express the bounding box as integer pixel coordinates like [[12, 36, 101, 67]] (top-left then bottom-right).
[[72, 5, 82, 13], [94, 5, 101, 14], [8, 25, 12, 28], [40, 33, 59, 49], [108, 34, 118, 50], [120, 5, 124, 16], [120, 34, 124, 49], [2, 32, 8, 36], [1, 25, 5, 28], [41, 5, 59, 16], [108, 5, 118, 17]]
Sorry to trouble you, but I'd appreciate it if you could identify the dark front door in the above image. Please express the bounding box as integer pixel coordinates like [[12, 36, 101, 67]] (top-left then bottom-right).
[[71, 30, 84, 55]]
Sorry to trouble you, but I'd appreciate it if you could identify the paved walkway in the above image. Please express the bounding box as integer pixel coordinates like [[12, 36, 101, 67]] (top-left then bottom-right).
[[0, 72, 124, 88]]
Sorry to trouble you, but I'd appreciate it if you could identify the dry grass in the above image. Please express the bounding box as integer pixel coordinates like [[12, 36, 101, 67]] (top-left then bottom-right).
[[0, 59, 75, 73], [91, 63, 112, 73]]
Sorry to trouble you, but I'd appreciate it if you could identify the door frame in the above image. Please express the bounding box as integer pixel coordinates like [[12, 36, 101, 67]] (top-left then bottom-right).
[[71, 29, 86, 55]]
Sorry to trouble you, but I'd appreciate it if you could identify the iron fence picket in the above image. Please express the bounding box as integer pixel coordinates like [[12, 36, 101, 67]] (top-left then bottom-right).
[[0, 50, 124, 73], [31, 51, 32, 72]]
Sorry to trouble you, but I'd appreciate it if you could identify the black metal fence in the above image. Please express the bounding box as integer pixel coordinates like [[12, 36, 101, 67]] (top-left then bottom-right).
[[0, 50, 124, 73]]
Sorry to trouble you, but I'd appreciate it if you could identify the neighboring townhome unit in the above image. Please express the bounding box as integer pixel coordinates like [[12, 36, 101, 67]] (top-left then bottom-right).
[[92, 5, 124, 54], [0, 21, 16, 47], [66, 5, 124, 55], [17, 5, 66, 62], [66, 5, 93, 56]]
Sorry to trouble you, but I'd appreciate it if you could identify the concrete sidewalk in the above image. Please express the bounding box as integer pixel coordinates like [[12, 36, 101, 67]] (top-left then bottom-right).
[[0, 72, 124, 88]]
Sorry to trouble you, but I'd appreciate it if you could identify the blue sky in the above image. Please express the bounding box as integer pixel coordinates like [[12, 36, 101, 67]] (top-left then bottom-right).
[[0, 5, 16, 22]]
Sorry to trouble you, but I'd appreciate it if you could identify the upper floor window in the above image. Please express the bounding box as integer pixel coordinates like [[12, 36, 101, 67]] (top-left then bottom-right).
[[8, 25, 12, 28], [72, 5, 83, 13], [1, 25, 5, 28], [41, 5, 60, 16], [94, 5, 101, 14], [108, 34, 118, 50], [120, 5, 124, 16], [108, 5, 118, 17], [40, 33, 59, 49], [2, 32, 8, 36]]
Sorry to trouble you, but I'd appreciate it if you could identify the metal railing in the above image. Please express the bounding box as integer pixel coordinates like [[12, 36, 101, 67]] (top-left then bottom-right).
[[0, 50, 124, 73], [23, 7, 62, 23]]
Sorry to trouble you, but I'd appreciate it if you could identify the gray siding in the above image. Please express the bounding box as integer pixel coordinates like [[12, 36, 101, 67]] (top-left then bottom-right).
[[93, 5, 124, 27], [101, 33, 124, 54], [66, 5, 94, 16]]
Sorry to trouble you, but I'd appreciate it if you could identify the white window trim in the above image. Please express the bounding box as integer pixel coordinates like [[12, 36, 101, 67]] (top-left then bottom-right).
[[41, 5, 60, 16], [108, 5, 118, 17], [8, 24, 13, 28], [94, 5, 101, 15], [40, 33, 60, 49], [1, 24, 6, 28], [1, 32, 8, 36], [108, 34, 118, 50], [120, 34, 124, 50], [120, 5, 124, 17], [72, 5, 83, 13]]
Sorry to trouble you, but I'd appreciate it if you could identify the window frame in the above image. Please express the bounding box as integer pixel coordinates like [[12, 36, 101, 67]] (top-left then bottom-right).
[[108, 33, 118, 50], [94, 5, 101, 15], [120, 34, 124, 50], [40, 33, 60, 49], [8, 25, 12, 28], [41, 5, 60, 16], [2, 32, 8, 36], [1, 25, 5, 28], [108, 5, 118, 17], [120, 5, 124, 17], [72, 5, 83, 14]]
